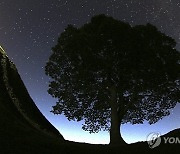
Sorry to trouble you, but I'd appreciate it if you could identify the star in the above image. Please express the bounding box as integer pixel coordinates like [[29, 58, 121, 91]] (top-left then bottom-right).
[[0, 0, 179, 144]]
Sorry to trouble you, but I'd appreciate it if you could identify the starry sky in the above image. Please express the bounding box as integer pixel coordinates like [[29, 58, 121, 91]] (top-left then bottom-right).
[[0, 0, 180, 144]]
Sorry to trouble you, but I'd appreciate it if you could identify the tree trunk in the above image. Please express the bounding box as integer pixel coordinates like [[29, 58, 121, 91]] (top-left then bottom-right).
[[109, 110, 126, 145], [109, 86, 126, 145]]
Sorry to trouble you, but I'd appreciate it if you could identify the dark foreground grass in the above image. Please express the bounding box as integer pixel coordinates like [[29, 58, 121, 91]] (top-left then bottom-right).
[[62, 140, 180, 154], [2, 138, 179, 154]]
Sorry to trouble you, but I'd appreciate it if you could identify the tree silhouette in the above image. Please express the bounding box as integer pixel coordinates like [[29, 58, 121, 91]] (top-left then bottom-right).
[[45, 15, 180, 145]]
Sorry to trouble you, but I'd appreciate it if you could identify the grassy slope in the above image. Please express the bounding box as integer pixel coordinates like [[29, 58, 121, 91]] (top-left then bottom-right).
[[0, 90, 65, 153], [0, 54, 66, 153], [5, 57, 62, 137]]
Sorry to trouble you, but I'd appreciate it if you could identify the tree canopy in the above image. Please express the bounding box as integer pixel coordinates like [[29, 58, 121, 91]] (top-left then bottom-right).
[[45, 14, 180, 144]]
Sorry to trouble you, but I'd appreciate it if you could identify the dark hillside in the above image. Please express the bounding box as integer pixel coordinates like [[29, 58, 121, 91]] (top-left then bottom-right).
[[5, 57, 61, 136], [162, 128, 180, 138], [0, 49, 65, 153]]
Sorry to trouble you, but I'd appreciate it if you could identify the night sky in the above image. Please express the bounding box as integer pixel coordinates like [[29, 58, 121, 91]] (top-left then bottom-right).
[[0, 0, 180, 144]]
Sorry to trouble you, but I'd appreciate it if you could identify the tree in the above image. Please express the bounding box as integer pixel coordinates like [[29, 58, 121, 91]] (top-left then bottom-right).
[[45, 14, 180, 145]]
